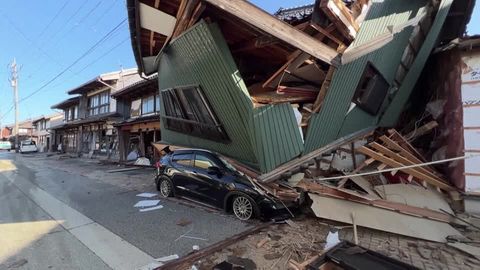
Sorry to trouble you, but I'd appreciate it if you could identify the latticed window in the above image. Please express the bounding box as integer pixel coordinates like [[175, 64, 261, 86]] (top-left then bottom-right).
[[88, 91, 110, 116], [161, 85, 228, 142]]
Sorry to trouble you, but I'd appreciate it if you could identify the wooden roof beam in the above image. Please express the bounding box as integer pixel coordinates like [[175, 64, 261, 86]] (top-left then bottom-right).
[[203, 0, 340, 67]]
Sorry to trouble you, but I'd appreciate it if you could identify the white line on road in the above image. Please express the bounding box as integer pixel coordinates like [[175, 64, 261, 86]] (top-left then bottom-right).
[[2, 170, 157, 270]]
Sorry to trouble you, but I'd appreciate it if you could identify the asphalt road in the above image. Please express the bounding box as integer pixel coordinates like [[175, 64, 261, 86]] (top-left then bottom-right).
[[0, 151, 252, 269]]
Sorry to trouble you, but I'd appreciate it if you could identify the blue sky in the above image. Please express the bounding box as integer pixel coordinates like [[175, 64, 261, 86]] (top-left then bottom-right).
[[0, 0, 479, 125]]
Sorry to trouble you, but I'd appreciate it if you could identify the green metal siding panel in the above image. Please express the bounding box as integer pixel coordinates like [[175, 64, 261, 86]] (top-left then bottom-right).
[[380, 0, 454, 127], [304, 0, 427, 153], [157, 22, 256, 164], [157, 21, 303, 172], [252, 104, 304, 172]]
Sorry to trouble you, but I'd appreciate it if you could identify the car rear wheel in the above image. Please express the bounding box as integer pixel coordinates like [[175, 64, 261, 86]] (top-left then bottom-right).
[[232, 195, 255, 220], [158, 177, 174, 197]]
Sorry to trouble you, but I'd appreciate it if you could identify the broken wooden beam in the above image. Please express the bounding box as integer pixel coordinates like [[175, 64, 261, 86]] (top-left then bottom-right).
[[258, 127, 375, 183], [156, 222, 273, 269], [356, 146, 454, 191], [203, 0, 340, 66]]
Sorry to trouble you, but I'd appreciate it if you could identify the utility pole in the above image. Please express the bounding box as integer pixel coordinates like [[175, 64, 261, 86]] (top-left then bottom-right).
[[9, 58, 19, 152]]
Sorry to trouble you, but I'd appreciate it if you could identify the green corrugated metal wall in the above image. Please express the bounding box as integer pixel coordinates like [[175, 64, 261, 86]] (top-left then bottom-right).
[[157, 21, 303, 172], [304, 0, 428, 153], [380, 0, 454, 126], [251, 104, 304, 172]]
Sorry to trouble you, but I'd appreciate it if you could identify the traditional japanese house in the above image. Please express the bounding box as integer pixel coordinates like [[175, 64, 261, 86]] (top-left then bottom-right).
[[111, 75, 161, 162], [126, 0, 474, 174], [50, 96, 81, 152], [50, 69, 142, 158], [32, 112, 63, 152]]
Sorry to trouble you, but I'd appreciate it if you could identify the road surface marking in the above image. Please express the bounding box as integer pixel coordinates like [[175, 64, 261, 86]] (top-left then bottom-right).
[[1, 169, 156, 270]]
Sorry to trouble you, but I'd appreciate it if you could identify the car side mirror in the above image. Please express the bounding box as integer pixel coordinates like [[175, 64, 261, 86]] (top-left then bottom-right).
[[207, 166, 222, 177]]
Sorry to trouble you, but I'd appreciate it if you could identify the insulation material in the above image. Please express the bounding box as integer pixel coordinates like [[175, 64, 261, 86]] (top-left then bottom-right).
[[373, 184, 453, 214], [309, 194, 461, 242]]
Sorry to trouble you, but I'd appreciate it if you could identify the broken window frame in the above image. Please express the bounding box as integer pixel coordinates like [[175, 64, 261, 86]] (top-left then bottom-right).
[[161, 85, 229, 143], [352, 62, 390, 116]]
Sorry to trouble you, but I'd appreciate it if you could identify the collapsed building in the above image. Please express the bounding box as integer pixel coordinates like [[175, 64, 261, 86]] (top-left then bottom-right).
[[126, 0, 473, 174]]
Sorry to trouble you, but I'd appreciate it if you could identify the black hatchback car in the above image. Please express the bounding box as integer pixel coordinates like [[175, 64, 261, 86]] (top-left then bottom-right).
[[155, 149, 291, 220]]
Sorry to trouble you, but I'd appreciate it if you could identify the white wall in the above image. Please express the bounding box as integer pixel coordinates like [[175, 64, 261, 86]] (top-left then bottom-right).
[[461, 51, 480, 193]]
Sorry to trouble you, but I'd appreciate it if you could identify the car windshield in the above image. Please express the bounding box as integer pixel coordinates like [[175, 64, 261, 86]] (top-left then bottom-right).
[[22, 141, 35, 146], [218, 156, 238, 173]]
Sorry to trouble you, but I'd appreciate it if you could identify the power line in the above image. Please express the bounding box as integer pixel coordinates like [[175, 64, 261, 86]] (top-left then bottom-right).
[[0, 10, 75, 76], [18, 18, 127, 103], [89, 0, 120, 30], [39, 0, 92, 47], [75, 36, 130, 74], [36, 0, 71, 41]]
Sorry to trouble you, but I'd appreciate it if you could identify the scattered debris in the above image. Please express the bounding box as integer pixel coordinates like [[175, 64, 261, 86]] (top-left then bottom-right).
[[155, 254, 179, 263], [447, 243, 480, 260], [324, 229, 340, 250], [176, 218, 193, 227], [136, 192, 158, 198], [134, 200, 160, 208], [134, 157, 151, 166], [139, 205, 164, 212], [107, 167, 142, 173]]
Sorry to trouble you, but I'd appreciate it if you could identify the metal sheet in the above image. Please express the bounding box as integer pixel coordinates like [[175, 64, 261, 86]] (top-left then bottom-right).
[[305, 0, 428, 153], [157, 22, 303, 172]]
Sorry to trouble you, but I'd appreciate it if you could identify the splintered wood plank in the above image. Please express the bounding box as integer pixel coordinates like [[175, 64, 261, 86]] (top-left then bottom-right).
[[262, 50, 302, 89], [368, 142, 444, 182], [405, 120, 439, 140], [309, 193, 460, 242], [357, 146, 454, 191], [204, 0, 340, 65], [320, 0, 358, 41], [379, 135, 441, 177], [388, 129, 427, 162], [258, 127, 374, 183], [310, 23, 344, 46], [172, 0, 200, 38], [299, 181, 452, 223], [187, 2, 206, 28], [312, 66, 336, 113]]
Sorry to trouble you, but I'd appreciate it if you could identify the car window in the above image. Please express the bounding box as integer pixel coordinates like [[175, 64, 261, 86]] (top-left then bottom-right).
[[172, 153, 192, 167], [194, 154, 216, 170]]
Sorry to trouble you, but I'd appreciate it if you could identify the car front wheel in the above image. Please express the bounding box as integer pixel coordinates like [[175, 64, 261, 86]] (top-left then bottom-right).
[[158, 176, 174, 197], [232, 195, 256, 220]]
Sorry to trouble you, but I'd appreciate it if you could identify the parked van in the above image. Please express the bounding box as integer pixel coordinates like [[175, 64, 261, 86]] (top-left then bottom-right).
[[0, 141, 12, 151], [19, 140, 38, 153]]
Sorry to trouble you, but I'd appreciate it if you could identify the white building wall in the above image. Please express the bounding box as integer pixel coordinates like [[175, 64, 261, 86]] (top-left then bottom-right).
[[461, 51, 480, 194]]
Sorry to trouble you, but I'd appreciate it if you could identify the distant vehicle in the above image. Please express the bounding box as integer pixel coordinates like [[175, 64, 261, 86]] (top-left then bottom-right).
[[0, 141, 12, 151], [155, 149, 297, 220], [19, 140, 38, 153]]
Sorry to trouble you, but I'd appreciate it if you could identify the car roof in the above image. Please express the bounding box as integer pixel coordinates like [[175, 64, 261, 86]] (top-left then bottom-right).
[[171, 148, 216, 156]]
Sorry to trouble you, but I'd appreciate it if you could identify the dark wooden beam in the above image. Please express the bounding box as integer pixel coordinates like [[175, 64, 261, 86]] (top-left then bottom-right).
[[203, 0, 340, 66]]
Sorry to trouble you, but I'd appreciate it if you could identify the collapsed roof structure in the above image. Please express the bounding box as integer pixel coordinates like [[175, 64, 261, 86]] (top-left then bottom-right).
[[126, 0, 474, 176]]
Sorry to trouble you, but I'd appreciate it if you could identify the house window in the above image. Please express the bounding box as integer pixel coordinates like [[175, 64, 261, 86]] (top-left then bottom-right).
[[155, 95, 160, 112], [73, 105, 78, 120], [142, 95, 155, 115], [131, 99, 141, 117], [65, 110, 69, 122], [161, 85, 229, 142], [88, 91, 110, 116], [352, 62, 390, 115]]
